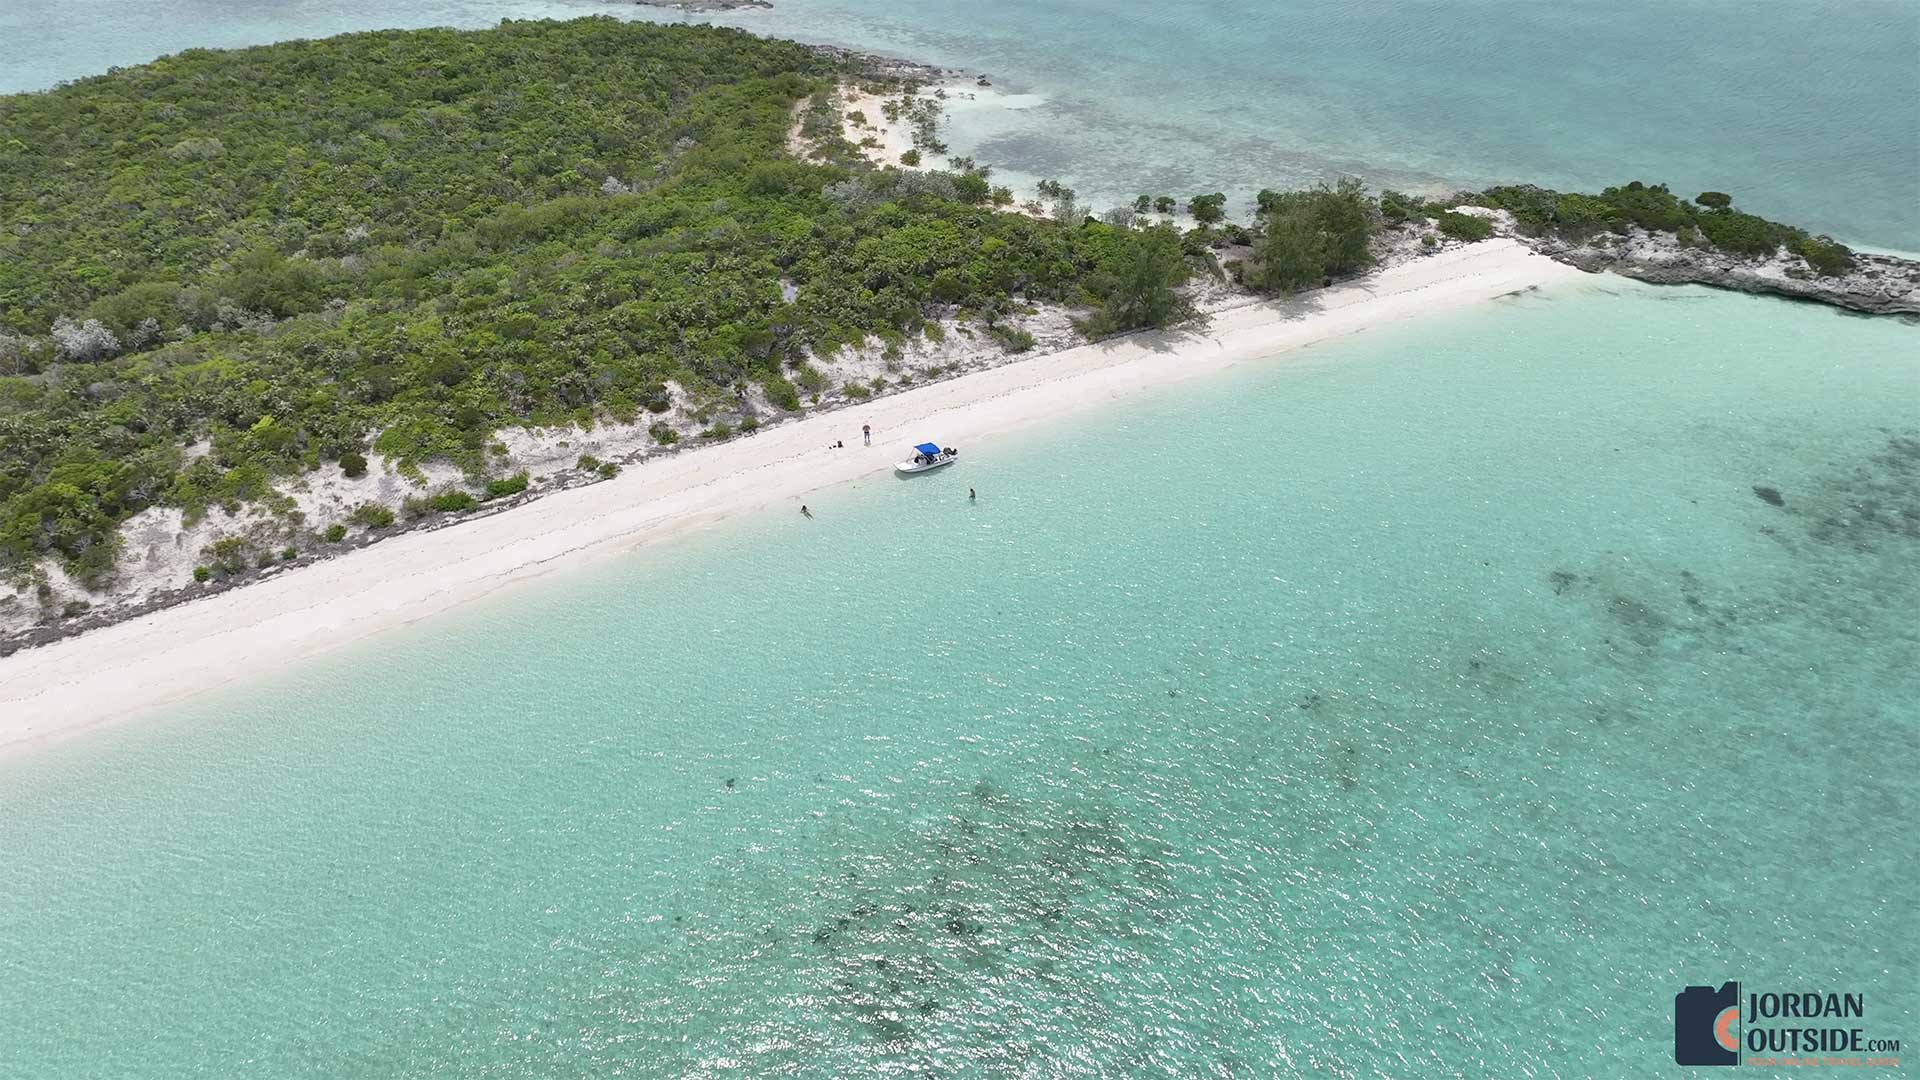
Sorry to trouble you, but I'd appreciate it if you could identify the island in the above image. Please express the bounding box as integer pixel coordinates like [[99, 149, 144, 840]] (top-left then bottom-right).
[[1, 17, 1913, 658]]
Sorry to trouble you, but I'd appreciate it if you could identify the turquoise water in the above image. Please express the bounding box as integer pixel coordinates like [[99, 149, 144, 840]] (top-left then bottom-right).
[[4, 1, 1918, 247], [3, 280, 1915, 1076]]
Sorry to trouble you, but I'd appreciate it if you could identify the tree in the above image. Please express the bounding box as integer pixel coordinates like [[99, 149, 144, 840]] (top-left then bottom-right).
[[1188, 192, 1227, 225], [1099, 226, 1192, 331], [1696, 191, 1733, 210], [1133, 194, 1152, 213], [1312, 177, 1373, 275], [1249, 178, 1375, 287], [1252, 205, 1326, 293], [1153, 195, 1177, 215]]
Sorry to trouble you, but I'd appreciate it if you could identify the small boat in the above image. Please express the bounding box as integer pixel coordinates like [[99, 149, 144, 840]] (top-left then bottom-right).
[[895, 441, 959, 475]]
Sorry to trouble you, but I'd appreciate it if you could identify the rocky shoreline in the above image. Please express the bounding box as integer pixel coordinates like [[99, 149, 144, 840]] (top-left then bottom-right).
[[1523, 230, 1920, 316], [806, 43, 968, 84], [617, 0, 772, 12]]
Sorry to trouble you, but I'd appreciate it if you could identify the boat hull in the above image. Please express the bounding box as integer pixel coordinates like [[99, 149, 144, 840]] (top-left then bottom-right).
[[894, 456, 956, 475]]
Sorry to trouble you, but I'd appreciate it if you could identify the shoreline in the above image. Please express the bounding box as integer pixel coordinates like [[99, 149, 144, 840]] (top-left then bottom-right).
[[0, 240, 1582, 761]]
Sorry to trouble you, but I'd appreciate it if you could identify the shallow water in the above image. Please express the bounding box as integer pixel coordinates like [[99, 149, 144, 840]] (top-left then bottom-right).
[[6, 0, 1915, 247], [3, 280, 1915, 1077]]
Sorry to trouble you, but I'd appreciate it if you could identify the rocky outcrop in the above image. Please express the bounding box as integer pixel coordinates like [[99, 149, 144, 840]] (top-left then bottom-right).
[[805, 43, 965, 83], [622, 0, 772, 12], [1523, 228, 1920, 316]]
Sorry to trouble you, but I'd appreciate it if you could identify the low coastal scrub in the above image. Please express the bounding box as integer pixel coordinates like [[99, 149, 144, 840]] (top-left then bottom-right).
[[483, 473, 529, 500], [1436, 211, 1494, 242], [349, 503, 395, 529], [1476, 182, 1854, 273]]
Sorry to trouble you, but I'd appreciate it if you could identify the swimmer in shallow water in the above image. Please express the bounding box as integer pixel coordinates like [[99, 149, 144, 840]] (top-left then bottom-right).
[[801, 504, 813, 518]]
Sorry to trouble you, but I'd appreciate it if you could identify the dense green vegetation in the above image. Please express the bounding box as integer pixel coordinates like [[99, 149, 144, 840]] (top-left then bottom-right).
[[1244, 179, 1377, 293], [0, 17, 1875, 598], [0, 19, 1176, 588], [1475, 182, 1856, 273]]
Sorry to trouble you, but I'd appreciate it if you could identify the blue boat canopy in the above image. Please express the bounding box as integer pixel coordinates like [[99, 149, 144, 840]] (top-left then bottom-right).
[[913, 442, 942, 456]]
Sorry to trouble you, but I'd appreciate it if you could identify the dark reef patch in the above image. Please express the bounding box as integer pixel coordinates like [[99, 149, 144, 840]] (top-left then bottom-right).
[[786, 779, 1181, 1055], [1752, 485, 1785, 507], [1795, 432, 1920, 552]]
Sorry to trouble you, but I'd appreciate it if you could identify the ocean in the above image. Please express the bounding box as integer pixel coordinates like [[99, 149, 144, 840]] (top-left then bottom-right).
[[2, 0, 1917, 248], [3, 279, 1915, 1076]]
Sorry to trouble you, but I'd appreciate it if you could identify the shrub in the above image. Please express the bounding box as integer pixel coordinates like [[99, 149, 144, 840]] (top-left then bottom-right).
[[1421, 234, 1437, 249], [339, 451, 368, 479], [324, 524, 348, 543], [204, 536, 250, 575], [193, 565, 212, 582], [1788, 234, 1855, 276], [1379, 189, 1428, 223], [740, 416, 760, 434], [843, 381, 872, 399], [702, 422, 732, 440], [349, 503, 395, 528], [1695, 208, 1785, 257], [1696, 191, 1733, 209], [794, 364, 829, 394], [1437, 211, 1494, 241], [597, 461, 619, 479], [281, 546, 298, 561], [762, 375, 801, 411], [952, 172, 990, 204], [1187, 192, 1227, 225], [484, 472, 529, 500], [991, 325, 1036, 352], [430, 490, 477, 513], [900, 149, 920, 166], [649, 422, 680, 446], [576, 454, 602, 472]]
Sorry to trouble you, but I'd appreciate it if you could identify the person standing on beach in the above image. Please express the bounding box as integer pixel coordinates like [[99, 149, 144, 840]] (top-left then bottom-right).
[[862, 424, 871, 446]]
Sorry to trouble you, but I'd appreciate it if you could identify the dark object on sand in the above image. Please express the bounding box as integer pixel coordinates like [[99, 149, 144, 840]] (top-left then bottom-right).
[[1752, 485, 1785, 507]]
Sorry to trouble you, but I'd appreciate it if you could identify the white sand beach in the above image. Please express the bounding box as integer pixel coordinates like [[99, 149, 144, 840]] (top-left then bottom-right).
[[0, 241, 1582, 759]]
